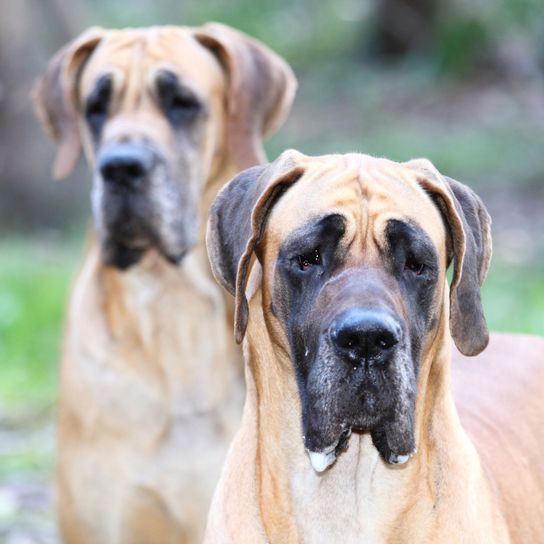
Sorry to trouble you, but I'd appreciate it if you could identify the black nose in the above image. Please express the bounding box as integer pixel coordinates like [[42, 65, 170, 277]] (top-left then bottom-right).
[[330, 309, 401, 365], [98, 144, 153, 188]]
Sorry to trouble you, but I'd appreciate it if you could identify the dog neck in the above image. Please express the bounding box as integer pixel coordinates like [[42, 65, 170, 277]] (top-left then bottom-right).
[[240, 279, 498, 543], [76, 165, 242, 417]]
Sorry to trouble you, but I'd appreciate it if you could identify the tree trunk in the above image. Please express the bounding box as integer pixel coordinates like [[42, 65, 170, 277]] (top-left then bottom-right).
[[369, 0, 440, 60]]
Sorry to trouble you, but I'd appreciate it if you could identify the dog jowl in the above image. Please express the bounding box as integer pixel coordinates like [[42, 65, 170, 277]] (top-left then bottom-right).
[[208, 151, 491, 474]]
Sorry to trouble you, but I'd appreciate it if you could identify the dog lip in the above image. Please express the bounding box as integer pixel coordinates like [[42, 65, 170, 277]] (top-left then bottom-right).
[[109, 235, 149, 251], [307, 446, 337, 473], [165, 249, 188, 265], [387, 447, 417, 466], [390, 453, 410, 465], [306, 427, 352, 473]]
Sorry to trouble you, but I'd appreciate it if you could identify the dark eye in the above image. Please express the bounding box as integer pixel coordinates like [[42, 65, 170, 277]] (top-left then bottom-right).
[[164, 91, 201, 124], [404, 253, 426, 276], [86, 97, 108, 117], [85, 76, 112, 137], [297, 249, 321, 271], [157, 72, 201, 125]]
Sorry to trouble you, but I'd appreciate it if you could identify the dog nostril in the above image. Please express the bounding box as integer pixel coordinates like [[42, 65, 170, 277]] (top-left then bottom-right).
[[101, 158, 146, 185], [125, 162, 144, 179], [101, 164, 116, 181], [330, 309, 401, 364], [99, 144, 153, 188], [333, 330, 359, 351], [375, 331, 398, 351]]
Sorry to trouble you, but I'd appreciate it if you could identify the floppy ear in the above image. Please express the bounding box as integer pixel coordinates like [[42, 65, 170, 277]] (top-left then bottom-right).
[[207, 150, 305, 342], [32, 27, 106, 179], [406, 159, 492, 356], [194, 23, 297, 170]]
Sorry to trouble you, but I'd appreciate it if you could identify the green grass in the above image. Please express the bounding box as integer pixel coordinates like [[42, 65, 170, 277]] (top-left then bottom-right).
[[0, 236, 541, 415], [0, 439, 53, 478], [0, 238, 82, 412]]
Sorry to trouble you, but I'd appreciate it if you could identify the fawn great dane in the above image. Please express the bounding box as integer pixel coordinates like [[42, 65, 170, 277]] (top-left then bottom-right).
[[33, 24, 296, 543], [205, 150, 544, 543]]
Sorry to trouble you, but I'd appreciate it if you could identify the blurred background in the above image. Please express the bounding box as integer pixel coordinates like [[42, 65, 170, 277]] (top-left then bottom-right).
[[1, 0, 543, 541]]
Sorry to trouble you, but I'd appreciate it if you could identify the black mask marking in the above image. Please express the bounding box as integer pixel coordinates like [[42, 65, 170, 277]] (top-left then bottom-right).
[[273, 216, 440, 466], [85, 74, 112, 140], [156, 70, 204, 127]]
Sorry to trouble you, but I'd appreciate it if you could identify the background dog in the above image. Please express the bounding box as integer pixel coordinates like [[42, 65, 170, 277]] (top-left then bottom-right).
[[33, 24, 296, 543], [205, 150, 544, 543]]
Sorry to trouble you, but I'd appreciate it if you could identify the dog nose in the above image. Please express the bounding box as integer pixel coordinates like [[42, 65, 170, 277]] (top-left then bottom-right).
[[330, 309, 401, 365], [99, 144, 153, 188]]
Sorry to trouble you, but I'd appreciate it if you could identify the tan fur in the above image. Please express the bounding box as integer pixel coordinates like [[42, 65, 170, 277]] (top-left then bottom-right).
[[33, 25, 296, 543], [205, 151, 544, 543]]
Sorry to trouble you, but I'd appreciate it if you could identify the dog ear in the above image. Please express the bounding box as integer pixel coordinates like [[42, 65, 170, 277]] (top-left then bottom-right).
[[207, 150, 305, 342], [32, 27, 106, 179], [194, 23, 297, 170], [406, 159, 492, 356]]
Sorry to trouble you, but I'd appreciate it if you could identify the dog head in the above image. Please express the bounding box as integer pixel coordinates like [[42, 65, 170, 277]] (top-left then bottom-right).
[[33, 25, 296, 269], [207, 150, 492, 471]]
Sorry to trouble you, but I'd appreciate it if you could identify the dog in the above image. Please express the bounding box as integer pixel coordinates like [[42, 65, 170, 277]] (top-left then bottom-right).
[[33, 24, 296, 543], [204, 150, 544, 543]]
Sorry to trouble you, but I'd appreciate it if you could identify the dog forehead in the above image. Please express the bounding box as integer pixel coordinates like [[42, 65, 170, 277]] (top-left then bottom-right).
[[80, 27, 224, 98], [267, 154, 446, 248]]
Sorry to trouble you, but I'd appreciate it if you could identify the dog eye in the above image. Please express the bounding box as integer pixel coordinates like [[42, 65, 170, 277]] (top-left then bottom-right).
[[298, 249, 321, 271], [404, 253, 426, 276], [157, 72, 201, 125], [165, 92, 200, 121], [86, 97, 108, 117], [85, 76, 112, 136]]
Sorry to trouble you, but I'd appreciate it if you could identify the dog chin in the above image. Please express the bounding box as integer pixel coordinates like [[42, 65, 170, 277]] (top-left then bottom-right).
[[102, 239, 146, 270], [305, 416, 417, 473], [101, 238, 188, 270], [306, 432, 416, 473]]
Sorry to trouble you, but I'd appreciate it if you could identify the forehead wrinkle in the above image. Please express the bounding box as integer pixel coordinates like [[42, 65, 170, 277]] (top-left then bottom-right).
[[119, 38, 146, 112], [358, 163, 447, 257], [103, 33, 140, 53], [152, 31, 226, 100], [82, 28, 224, 112], [272, 164, 361, 242], [267, 154, 447, 264], [298, 161, 361, 211], [357, 165, 404, 260], [147, 28, 188, 62], [82, 37, 144, 111]]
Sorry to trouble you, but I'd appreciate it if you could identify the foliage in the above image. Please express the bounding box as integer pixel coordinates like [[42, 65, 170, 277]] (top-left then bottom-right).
[[88, 0, 363, 67], [483, 260, 544, 335], [82, 0, 544, 77], [434, 0, 544, 76]]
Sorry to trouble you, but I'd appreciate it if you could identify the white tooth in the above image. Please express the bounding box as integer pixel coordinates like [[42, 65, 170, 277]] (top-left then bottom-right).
[[390, 453, 410, 465], [308, 450, 337, 473]]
